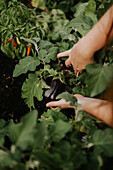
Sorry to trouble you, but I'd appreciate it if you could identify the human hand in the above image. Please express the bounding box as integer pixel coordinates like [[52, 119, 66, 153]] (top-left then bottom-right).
[[46, 94, 84, 110], [57, 38, 94, 74]]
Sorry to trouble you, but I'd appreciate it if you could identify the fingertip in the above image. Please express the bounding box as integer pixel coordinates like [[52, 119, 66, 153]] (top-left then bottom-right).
[[57, 53, 63, 58], [46, 103, 49, 107], [57, 54, 60, 58]]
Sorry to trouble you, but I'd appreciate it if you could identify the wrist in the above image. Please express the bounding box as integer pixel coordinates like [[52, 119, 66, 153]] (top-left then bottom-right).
[[77, 36, 95, 58]]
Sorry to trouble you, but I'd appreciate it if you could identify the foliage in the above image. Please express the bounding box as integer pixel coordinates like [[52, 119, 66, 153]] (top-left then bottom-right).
[[0, 0, 113, 169]]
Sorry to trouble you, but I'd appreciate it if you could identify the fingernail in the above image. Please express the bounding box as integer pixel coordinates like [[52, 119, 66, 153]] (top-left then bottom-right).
[[57, 54, 60, 58]]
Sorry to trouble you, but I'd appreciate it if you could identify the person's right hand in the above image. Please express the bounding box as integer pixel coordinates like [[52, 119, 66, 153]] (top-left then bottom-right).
[[57, 38, 94, 74]]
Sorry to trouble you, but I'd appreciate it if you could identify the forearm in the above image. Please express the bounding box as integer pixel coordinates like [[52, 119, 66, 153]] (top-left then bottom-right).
[[78, 5, 113, 54], [76, 96, 113, 127]]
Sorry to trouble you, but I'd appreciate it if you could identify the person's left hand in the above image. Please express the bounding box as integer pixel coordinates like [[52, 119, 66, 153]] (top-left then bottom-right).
[[46, 94, 84, 110], [46, 99, 74, 110]]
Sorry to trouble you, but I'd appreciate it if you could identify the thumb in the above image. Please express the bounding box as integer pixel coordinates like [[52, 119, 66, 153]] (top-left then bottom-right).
[[65, 58, 71, 67]]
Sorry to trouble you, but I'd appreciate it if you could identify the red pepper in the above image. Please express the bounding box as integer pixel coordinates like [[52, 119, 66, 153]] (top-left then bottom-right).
[[13, 40, 17, 47], [7, 37, 17, 47], [27, 44, 32, 56]]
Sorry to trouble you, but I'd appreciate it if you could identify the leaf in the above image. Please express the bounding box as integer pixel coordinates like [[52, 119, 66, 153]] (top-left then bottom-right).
[[85, 0, 98, 25], [39, 40, 53, 49], [0, 150, 15, 169], [88, 128, 113, 157], [1, 43, 15, 59], [39, 109, 54, 125], [33, 151, 61, 170], [56, 92, 77, 107], [50, 108, 68, 122], [73, 2, 88, 17], [31, 0, 46, 10], [85, 0, 96, 13], [22, 74, 49, 108], [9, 110, 38, 150], [86, 63, 113, 97], [13, 56, 40, 77], [57, 42, 69, 53], [68, 15, 93, 36], [49, 119, 72, 142], [0, 119, 9, 138], [38, 47, 58, 63], [45, 65, 58, 77], [34, 122, 48, 149]]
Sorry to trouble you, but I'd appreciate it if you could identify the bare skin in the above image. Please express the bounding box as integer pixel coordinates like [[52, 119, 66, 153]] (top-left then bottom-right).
[[46, 95, 113, 127], [57, 5, 113, 73], [46, 5, 113, 127]]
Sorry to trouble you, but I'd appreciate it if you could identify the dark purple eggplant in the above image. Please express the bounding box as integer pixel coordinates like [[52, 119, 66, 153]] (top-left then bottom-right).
[[44, 79, 65, 100]]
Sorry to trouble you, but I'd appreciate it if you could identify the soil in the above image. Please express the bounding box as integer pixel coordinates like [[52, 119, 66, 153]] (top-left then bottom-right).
[[0, 49, 29, 121]]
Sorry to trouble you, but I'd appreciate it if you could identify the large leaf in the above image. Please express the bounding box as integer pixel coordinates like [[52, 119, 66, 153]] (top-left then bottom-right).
[[86, 63, 113, 97], [9, 110, 38, 150], [38, 46, 58, 63], [22, 74, 49, 108], [88, 128, 113, 157], [68, 15, 93, 36], [49, 119, 72, 142], [13, 56, 40, 77]]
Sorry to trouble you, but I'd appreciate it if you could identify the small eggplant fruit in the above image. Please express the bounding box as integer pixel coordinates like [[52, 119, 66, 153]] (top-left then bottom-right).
[[44, 79, 65, 100]]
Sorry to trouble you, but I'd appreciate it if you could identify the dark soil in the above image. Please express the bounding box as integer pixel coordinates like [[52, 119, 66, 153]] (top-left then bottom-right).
[[0, 50, 29, 121]]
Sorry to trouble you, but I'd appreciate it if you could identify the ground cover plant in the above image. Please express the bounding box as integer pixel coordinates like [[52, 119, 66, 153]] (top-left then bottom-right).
[[0, 0, 113, 169]]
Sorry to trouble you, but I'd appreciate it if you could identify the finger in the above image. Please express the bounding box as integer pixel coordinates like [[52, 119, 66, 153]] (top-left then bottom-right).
[[76, 71, 79, 77], [65, 58, 71, 67], [57, 49, 71, 58], [79, 70, 83, 74], [50, 106, 61, 110], [46, 101, 59, 107]]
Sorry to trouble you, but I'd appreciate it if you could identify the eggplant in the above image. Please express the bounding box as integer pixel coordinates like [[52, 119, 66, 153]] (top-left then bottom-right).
[[44, 79, 65, 100]]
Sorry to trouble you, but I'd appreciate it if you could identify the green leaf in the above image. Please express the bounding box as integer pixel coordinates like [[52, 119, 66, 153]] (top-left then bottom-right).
[[1, 43, 15, 59], [85, 0, 98, 25], [68, 15, 93, 36], [39, 109, 54, 125], [34, 122, 48, 149], [56, 92, 77, 107], [0, 150, 15, 169], [13, 56, 40, 77], [44, 65, 57, 76], [38, 47, 58, 63], [0, 120, 9, 138], [73, 2, 88, 17], [88, 128, 113, 157], [9, 110, 38, 150], [50, 108, 68, 122], [33, 151, 61, 170], [85, 0, 96, 13], [31, 0, 46, 10], [49, 119, 72, 142], [22, 74, 49, 108], [39, 40, 53, 49], [86, 63, 113, 97]]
